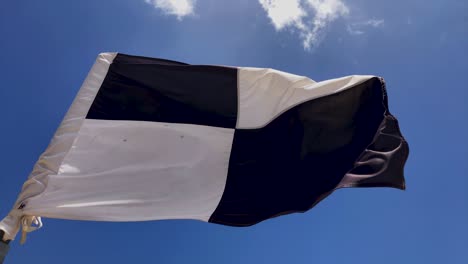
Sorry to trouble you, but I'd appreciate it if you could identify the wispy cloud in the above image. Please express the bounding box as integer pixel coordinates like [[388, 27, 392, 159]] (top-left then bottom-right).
[[259, 0, 349, 50], [346, 26, 364, 35], [347, 18, 384, 35], [145, 0, 196, 20], [364, 19, 384, 27]]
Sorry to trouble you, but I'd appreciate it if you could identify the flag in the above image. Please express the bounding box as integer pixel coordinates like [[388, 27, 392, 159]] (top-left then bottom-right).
[[0, 53, 408, 241]]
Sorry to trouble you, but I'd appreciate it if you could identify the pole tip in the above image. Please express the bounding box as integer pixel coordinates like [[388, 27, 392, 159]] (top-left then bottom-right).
[[0, 230, 10, 264]]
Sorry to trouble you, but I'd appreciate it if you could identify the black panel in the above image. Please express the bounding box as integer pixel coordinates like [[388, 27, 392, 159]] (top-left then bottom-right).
[[112, 53, 189, 66], [344, 86, 409, 189], [86, 53, 238, 128], [209, 78, 409, 226]]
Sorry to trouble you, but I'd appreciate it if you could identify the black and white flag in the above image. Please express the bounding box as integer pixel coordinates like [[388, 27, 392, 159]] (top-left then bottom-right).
[[0, 53, 408, 241]]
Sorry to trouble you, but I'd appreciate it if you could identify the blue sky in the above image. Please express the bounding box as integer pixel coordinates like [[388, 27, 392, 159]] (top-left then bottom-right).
[[0, 0, 467, 263]]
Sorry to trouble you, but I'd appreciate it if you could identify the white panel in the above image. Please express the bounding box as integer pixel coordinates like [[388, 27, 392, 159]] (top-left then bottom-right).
[[0, 53, 116, 241], [23, 120, 234, 222], [237, 67, 375, 129]]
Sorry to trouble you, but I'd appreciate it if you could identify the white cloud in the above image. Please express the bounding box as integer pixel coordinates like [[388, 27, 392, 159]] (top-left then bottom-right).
[[259, 0, 306, 31], [347, 18, 384, 35], [303, 0, 350, 49], [145, 0, 196, 20], [259, 0, 349, 50]]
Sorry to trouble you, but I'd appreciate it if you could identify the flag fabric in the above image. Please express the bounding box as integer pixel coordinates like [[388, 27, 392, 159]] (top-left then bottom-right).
[[0, 53, 408, 241]]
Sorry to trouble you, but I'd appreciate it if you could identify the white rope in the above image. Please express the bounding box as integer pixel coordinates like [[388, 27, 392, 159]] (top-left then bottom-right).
[[20, 216, 42, 245]]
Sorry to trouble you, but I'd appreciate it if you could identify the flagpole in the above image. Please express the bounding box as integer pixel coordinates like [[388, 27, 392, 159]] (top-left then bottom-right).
[[0, 230, 10, 264]]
